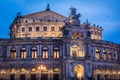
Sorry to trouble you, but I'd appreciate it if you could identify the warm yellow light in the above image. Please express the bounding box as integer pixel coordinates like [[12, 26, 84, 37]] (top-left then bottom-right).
[[1, 70, 6, 74], [38, 65, 47, 71], [78, 73, 81, 78], [38, 67, 41, 70]]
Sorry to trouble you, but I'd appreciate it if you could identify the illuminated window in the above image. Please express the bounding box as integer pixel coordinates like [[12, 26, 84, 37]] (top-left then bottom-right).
[[36, 27, 39, 31], [29, 27, 32, 31], [72, 51, 76, 57], [59, 27, 62, 31], [21, 68, 26, 72], [22, 28, 25, 32], [96, 49, 100, 60], [38, 65, 47, 72], [70, 45, 84, 57], [53, 47, 60, 59], [31, 47, 37, 59], [54, 68, 59, 72], [103, 50, 106, 60], [51, 27, 55, 31], [109, 51, 112, 60], [42, 47, 48, 58], [11, 48, 16, 59], [31, 67, 36, 72], [20, 47, 26, 59], [43, 27, 47, 31], [11, 68, 15, 73]]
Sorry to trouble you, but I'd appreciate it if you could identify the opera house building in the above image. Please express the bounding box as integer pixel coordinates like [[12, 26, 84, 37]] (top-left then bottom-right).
[[0, 4, 120, 80]]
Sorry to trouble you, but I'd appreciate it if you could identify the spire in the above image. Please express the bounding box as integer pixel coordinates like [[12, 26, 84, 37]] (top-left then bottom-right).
[[46, 3, 50, 11], [86, 19, 89, 24]]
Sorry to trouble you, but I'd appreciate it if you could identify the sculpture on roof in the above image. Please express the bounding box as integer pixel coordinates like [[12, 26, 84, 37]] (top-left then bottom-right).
[[70, 7, 77, 15], [69, 7, 81, 19], [68, 7, 81, 26]]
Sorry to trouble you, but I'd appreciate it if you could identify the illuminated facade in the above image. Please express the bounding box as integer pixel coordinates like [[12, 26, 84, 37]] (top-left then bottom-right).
[[0, 4, 120, 80]]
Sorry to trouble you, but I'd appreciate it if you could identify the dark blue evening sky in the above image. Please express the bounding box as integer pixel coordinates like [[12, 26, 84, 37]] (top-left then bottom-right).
[[0, 0, 120, 44]]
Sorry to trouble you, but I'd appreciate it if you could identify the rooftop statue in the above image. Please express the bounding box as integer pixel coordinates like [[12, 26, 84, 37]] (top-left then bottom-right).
[[69, 7, 81, 19]]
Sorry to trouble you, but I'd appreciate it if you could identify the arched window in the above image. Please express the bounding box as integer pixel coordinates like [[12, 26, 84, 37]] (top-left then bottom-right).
[[53, 47, 60, 59], [31, 47, 37, 59], [11, 68, 16, 73], [21, 68, 26, 72], [103, 50, 106, 60], [38, 65, 47, 72], [109, 51, 112, 60], [20, 47, 26, 59], [70, 45, 84, 57], [11, 48, 16, 59], [96, 49, 100, 60], [54, 68, 59, 72], [31, 67, 36, 72], [42, 47, 48, 58]]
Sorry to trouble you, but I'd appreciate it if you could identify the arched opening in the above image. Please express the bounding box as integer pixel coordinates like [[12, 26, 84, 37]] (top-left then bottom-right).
[[31, 67, 37, 80], [96, 49, 100, 60], [103, 50, 107, 60], [38, 65, 48, 80], [20, 47, 26, 59], [74, 64, 84, 80], [53, 47, 60, 59], [53, 68, 60, 80], [42, 47, 48, 58], [20, 68, 26, 80], [31, 47, 37, 59], [10, 68, 16, 80], [108, 50, 112, 60], [70, 45, 84, 57], [10, 48, 16, 59]]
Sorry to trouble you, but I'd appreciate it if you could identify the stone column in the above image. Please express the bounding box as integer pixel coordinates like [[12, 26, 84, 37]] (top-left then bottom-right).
[[39, 44, 41, 58], [115, 51, 117, 60], [60, 45, 62, 57], [62, 63, 66, 80], [100, 48, 103, 60], [62, 43, 65, 57], [106, 48, 109, 60], [111, 50, 114, 61], [26, 44, 30, 59], [88, 44, 91, 57], [67, 43, 70, 57], [37, 45, 39, 59], [48, 44, 51, 58], [66, 63, 69, 80], [50, 44, 53, 58], [17, 45, 20, 59], [93, 47, 96, 60]]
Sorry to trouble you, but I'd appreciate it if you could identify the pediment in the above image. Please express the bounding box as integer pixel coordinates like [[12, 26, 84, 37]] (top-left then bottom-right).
[[24, 10, 66, 21]]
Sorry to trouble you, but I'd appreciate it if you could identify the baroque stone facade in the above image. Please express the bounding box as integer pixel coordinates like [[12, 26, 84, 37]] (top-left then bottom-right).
[[0, 4, 120, 80]]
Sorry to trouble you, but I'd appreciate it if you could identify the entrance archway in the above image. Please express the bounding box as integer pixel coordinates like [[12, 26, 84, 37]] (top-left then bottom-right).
[[74, 64, 84, 80]]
